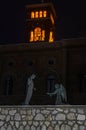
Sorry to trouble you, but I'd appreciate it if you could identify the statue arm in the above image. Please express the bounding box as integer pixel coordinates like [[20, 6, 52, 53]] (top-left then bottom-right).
[[51, 90, 57, 95], [47, 89, 57, 96]]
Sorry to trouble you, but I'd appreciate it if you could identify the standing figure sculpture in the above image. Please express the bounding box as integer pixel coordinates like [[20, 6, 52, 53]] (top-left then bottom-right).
[[47, 84, 67, 105], [24, 74, 36, 105]]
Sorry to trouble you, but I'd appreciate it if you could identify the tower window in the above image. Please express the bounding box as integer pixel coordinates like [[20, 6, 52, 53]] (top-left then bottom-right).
[[30, 10, 47, 19], [34, 27, 41, 41], [49, 31, 54, 43], [39, 11, 42, 18], [43, 11, 47, 17], [35, 11, 39, 18], [42, 30, 45, 41], [30, 31, 34, 42], [50, 14, 54, 24], [30, 27, 45, 42], [31, 12, 34, 18]]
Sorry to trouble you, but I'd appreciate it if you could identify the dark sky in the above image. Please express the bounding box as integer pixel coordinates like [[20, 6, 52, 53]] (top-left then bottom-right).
[[0, 0, 86, 44]]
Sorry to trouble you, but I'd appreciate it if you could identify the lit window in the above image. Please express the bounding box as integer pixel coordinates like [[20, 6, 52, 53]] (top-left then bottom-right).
[[50, 14, 54, 24], [35, 11, 38, 18], [43, 11, 47, 17], [30, 31, 34, 42], [39, 11, 42, 18], [31, 12, 34, 18], [42, 30, 45, 41], [49, 31, 54, 43], [34, 27, 41, 41], [29, 27, 45, 42]]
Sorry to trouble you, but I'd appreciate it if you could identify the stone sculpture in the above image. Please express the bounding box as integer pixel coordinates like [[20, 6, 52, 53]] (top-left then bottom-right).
[[47, 84, 67, 105], [24, 74, 36, 105]]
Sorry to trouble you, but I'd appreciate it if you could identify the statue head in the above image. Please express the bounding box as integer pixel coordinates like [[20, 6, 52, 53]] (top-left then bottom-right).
[[31, 74, 36, 80], [55, 84, 60, 89]]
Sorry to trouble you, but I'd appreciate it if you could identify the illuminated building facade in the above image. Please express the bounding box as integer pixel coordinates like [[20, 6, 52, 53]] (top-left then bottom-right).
[[0, 3, 86, 105], [25, 3, 56, 43]]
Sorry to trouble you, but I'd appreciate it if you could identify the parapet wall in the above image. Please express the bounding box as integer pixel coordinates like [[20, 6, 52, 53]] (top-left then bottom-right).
[[0, 105, 86, 130]]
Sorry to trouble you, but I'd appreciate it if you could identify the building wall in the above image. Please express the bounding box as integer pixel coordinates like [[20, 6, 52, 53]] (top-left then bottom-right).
[[0, 38, 86, 105], [0, 42, 63, 105], [0, 106, 86, 130], [65, 39, 86, 104]]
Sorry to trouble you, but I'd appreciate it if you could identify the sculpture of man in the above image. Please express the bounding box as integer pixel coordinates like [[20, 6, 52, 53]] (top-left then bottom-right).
[[24, 74, 36, 105], [47, 84, 67, 105]]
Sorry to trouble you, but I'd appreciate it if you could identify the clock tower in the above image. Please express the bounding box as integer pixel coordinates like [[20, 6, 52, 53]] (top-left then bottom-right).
[[25, 3, 56, 43]]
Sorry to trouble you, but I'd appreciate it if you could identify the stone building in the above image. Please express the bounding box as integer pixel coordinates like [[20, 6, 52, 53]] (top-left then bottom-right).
[[0, 2, 86, 105]]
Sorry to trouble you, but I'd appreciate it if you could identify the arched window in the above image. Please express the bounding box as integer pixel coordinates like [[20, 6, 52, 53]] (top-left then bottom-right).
[[35, 11, 39, 18], [30, 31, 34, 42], [47, 75, 55, 93], [50, 14, 54, 24], [42, 30, 45, 41], [43, 11, 47, 17], [49, 31, 54, 43], [34, 27, 41, 41], [39, 11, 42, 18], [31, 12, 34, 18], [31, 10, 47, 19], [4, 76, 13, 95], [30, 27, 45, 42], [80, 74, 86, 93]]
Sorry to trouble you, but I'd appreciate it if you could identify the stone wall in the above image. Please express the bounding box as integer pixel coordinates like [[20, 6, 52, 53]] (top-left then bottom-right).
[[0, 105, 86, 130]]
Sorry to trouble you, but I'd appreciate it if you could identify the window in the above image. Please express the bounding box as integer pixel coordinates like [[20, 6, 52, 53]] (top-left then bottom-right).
[[4, 76, 13, 95], [42, 30, 45, 41], [30, 31, 34, 42], [43, 11, 47, 17], [80, 74, 86, 93], [50, 14, 54, 24], [30, 27, 45, 42], [31, 10, 47, 19], [31, 12, 34, 18], [49, 31, 54, 43], [28, 60, 33, 66], [35, 11, 38, 18], [48, 59, 54, 65], [8, 62, 13, 67], [47, 75, 55, 93], [34, 27, 41, 41], [39, 11, 42, 18]]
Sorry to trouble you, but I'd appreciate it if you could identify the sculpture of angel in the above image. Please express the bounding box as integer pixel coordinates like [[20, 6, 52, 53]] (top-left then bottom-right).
[[47, 84, 67, 105], [24, 74, 36, 105]]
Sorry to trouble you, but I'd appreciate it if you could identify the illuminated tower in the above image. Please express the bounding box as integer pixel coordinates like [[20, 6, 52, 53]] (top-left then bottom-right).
[[25, 3, 56, 43]]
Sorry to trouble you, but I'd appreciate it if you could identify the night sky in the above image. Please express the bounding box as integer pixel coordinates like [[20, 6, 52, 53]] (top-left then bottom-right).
[[0, 0, 86, 44]]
